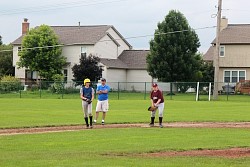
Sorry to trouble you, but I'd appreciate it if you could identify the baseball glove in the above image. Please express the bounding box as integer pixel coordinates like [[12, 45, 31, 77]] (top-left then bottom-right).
[[86, 99, 92, 104], [148, 106, 158, 111], [83, 98, 92, 104]]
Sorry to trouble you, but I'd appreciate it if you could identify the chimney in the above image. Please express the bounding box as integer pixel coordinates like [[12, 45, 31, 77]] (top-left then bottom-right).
[[220, 16, 228, 31], [22, 18, 29, 35]]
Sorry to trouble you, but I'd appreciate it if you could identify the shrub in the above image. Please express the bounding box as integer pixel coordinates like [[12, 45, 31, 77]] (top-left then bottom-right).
[[0, 75, 21, 92], [50, 74, 64, 93]]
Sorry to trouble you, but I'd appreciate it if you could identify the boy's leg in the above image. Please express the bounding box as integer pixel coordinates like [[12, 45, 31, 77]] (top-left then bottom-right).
[[101, 100, 109, 125], [94, 100, 101, 123], [102, 112, 106, 125], [158, 103, 164, 128], [82, 101, 89, 127], [150, 111, 156, 127], [88, 104, 93, 128]]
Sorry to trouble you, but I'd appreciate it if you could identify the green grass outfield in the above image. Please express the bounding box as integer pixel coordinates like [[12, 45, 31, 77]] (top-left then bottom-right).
[[0, 99, 250, 128], [0, 99, 249, 166], [0, 128, 249, 167], [1, 90, 250, 101]]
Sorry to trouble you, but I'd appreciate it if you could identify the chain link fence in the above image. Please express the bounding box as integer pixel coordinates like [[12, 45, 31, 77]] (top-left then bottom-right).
[[0, 80, 250, 101]]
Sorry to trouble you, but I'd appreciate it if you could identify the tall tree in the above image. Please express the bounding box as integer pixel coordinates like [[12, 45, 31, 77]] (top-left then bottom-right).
[[200, 61, 214, 82], [147, 10, 200, 82], [17, 25, 66, 81], [72, 54, 103, 85], [0, 44, 15, 78]]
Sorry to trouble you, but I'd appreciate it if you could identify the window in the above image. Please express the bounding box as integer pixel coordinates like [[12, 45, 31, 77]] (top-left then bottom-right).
[[231, 71, 238, 83], [219, 46, 225, 57], [81, 47, 87, 57], [224, 71, 230, 82], [224, 70, 246, 83], [239, 71, 246, 81], [63, 69, 68, 83]]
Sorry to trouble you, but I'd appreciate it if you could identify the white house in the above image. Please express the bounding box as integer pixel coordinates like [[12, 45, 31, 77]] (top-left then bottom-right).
[[12, 19, 153, 90]]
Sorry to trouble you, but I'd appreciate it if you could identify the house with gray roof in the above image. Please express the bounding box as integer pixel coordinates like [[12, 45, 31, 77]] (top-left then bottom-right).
[[12, 19, 152, 88], [204, 17, 250, 89]]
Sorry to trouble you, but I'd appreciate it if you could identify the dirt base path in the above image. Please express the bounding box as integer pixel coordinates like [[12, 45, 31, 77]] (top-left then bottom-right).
[[0, 122, 249, 136], [142, 148, 250, 158]]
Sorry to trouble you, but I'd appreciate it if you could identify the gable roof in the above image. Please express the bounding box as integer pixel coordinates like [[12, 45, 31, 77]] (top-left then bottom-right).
[[12, 25, 131, 47], [204, 24, 250, 61], [100, 50, 150, 70], [203, 46, 214, 61], [212, 24, 250, 44]]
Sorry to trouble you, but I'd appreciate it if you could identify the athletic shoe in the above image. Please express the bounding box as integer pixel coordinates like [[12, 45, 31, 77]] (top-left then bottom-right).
[[86, 124, 89, 128], [149, 123, 154, 127], [93, 120, 97, 123], [90, 125, 93, 129], [159, 124, 163, 128], [102, 121, 105, 125]]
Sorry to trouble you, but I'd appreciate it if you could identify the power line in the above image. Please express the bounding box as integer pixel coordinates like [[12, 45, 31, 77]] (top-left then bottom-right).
[[0, 26, 216, 53], [0, 0, 130, 16]]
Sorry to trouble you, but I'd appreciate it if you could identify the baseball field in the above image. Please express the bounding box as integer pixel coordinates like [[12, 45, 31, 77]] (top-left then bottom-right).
[[0, 97, 250, 166]]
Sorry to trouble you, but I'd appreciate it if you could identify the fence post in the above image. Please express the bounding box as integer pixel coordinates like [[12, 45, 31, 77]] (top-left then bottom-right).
[[118, 82, 120, 100], [170, 82, 173, 100], [208, 82, 212, 101], [39, 81, 42, 98], [144, 82, 147, 100], [227, 82, 229, 101], [61, 83, 64, 99], [196, 82, 200, 101]]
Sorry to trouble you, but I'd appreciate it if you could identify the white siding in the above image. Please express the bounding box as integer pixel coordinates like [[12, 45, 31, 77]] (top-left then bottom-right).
[[106, 27, 131, 55], [94, 27, 130, 59], [13, 46, 26, 79], [106, 69, 126, 90], [13, 46, 19, 66], [126, 70, 152, 82], [61, 45, 95, 82], [94, 35, 118, 59]]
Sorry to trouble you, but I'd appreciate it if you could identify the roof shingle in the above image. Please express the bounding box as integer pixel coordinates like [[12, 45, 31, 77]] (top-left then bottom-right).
[[100, 50, 149, 69], [12, 25, 112, 45], [212, 24, 250, 44]]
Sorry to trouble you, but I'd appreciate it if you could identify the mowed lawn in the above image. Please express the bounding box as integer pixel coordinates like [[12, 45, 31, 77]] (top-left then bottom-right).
[[0, 98, 250, 128], [0, 128, 250, 167], [0, 98, 250, 166]]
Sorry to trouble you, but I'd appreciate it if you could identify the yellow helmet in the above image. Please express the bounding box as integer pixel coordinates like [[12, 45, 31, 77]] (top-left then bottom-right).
[[84, 78, 91, 85]]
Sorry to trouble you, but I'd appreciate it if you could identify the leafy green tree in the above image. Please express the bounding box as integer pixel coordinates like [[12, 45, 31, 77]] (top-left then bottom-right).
[[17, 25, 66, 81], [0, 44, 15, 78], [147, 10, 200, 82], [200, 61, 214, 82], [72, 54, 103, 85]]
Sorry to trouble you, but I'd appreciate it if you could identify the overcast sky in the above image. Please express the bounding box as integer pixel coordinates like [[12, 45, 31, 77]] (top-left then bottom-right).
[[1, 0, 250, 53]]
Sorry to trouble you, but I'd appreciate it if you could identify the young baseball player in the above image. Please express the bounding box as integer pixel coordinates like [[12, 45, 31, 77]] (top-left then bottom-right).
[[94, 78, 110, 125], [149, 83, 165, 128], [80, 78, 94, 128]]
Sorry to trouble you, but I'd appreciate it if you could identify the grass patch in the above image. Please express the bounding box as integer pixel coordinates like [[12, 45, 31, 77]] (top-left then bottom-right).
[[0, 99, 250, 128], [0, 128, 249, 167]]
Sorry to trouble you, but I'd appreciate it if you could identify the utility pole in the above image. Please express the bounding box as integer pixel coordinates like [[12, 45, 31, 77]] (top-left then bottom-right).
[[213, 0, 222, 100]]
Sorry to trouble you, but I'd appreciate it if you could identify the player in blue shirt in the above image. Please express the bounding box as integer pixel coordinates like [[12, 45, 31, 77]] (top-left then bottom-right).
[[94, 78, 110, 125]]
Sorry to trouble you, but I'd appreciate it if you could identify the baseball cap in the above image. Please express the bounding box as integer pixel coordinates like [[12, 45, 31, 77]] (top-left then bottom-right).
[[101, 78, 106, 81], [152, 83, 158, 87]]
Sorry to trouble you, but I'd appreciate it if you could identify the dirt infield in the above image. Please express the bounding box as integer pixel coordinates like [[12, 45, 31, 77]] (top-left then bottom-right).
[[1, 122, 250, 158], [102, 148, 250, 158], [142, 148, 250, 158], [0, 122, 249, 136]]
